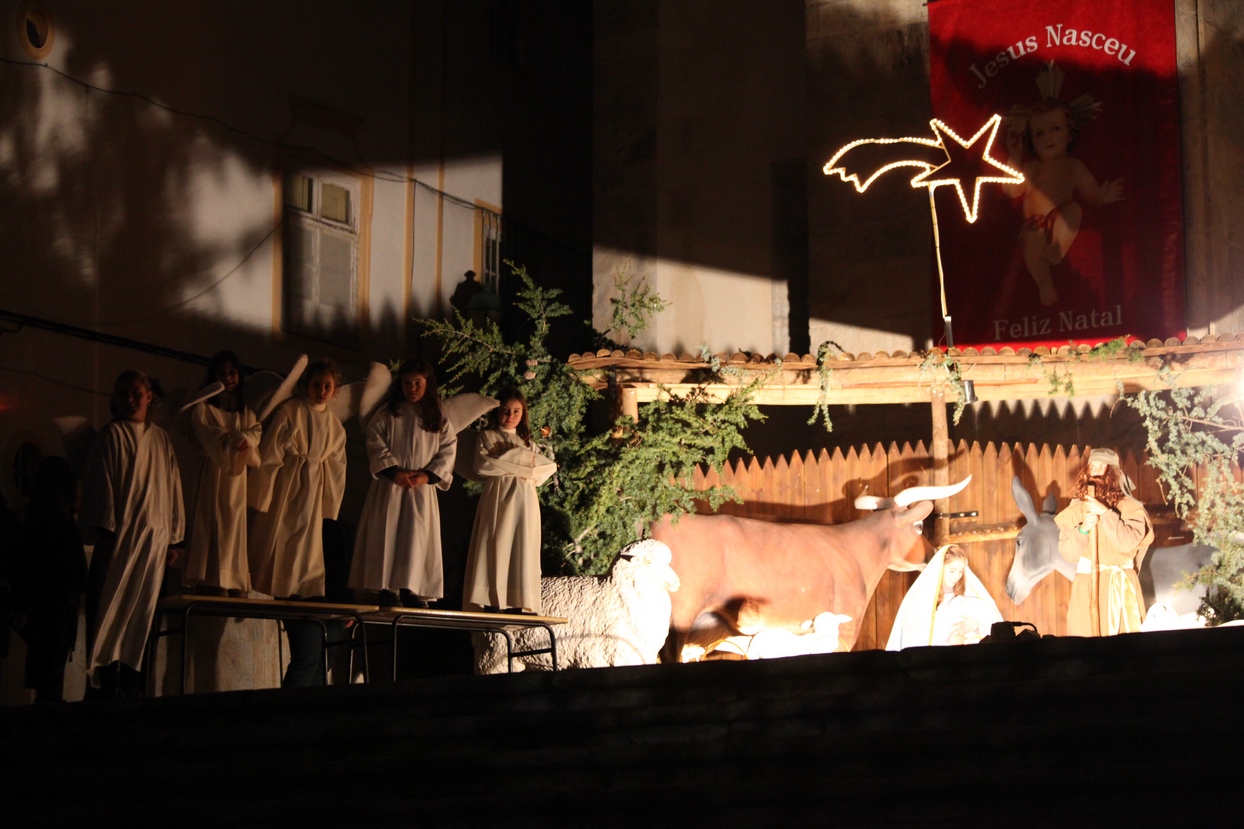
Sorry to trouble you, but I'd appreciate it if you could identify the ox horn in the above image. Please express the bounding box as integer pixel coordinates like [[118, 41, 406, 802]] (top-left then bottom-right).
[[892, 474, 972, 507], [888, 560, 927, 573], [854, 495, 893, 511]]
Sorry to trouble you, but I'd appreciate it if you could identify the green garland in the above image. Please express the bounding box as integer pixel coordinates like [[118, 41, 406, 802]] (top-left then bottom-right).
[[807, 341, 842, 433], [917, 349, 970, 425], [1026, 336, 1141, 396]]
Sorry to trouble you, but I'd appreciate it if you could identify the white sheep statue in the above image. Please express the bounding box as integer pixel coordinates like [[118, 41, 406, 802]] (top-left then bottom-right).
[[473, 539, 681, 674]]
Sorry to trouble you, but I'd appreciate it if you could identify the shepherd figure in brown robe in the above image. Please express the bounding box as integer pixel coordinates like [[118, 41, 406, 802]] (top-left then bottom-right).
[[1054, 448, 1152, 636]]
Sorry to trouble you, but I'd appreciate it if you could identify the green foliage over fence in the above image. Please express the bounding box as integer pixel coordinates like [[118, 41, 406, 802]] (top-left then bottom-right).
[[420, 264, 763, 575]]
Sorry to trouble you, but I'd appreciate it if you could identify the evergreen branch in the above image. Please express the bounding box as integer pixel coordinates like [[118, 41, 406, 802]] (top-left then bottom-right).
[[1121, 365, 1244, 621]]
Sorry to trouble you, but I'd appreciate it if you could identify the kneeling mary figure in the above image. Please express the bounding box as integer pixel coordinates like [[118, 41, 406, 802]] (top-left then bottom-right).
[[886, 544, 1003, 650]]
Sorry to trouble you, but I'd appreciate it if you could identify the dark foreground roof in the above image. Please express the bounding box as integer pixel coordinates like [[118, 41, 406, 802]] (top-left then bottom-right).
[[6, 626, 1242, 827]]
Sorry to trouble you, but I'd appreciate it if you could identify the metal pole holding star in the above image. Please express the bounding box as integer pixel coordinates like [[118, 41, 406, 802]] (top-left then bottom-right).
[[823, 114, 1022, 348]]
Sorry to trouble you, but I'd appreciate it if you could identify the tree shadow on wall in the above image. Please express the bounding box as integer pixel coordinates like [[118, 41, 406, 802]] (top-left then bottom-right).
[[0, 0, 595, 369]]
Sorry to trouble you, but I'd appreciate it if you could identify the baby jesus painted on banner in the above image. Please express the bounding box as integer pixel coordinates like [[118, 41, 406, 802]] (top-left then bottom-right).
[[886, 545, 1004, 650], [1002, 62, 1124, 307]]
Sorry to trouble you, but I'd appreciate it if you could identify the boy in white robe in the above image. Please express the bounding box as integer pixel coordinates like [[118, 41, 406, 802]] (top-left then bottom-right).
[[81, 370, 184, 696], [248, 360, 347, 599], [183, 351, 261, 594]]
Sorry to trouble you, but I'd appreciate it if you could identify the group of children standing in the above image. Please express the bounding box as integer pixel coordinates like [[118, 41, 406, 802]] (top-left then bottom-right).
[[19, 353, 555, 700]]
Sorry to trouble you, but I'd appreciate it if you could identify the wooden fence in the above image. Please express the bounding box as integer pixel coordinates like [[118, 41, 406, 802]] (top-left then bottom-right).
[[691, 441, 1215, 649]]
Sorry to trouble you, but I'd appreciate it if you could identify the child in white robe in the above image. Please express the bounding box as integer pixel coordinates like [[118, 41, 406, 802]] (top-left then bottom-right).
[[81, 370, 185, 696], [463, 388, 557, 614], [248, 359, 347, 599], [350, 359, 457, 607], [183, 351, 260, 595]]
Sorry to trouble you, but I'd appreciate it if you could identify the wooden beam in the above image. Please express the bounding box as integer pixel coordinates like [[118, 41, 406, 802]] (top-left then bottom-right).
[[948, 523, 1022, 544], [621, 386, 639, 422], [568, 338, 1244, 406], [930, 389, 949, 547]]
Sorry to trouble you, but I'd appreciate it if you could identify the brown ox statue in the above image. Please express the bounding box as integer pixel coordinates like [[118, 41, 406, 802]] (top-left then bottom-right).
[[651, 476, 972, 660]]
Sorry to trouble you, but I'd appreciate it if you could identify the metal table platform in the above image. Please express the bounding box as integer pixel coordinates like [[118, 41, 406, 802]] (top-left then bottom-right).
[[151, 595, 378, 693], [362, 607, 567, 677]]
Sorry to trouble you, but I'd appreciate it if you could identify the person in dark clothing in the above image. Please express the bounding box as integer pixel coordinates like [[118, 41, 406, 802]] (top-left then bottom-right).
[[282, 518, 354, 688], [17, 457, 88, 703], [0, 491, 22, 663], [449, 269, 483, 314]]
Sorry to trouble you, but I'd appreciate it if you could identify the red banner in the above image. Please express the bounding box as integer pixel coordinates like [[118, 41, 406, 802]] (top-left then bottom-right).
[[927, 0, 1184, 347]]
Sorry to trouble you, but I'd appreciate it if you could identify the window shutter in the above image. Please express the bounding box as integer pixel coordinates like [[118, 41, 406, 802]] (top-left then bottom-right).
[[279, 169, 361, 347], [283, 217, 317, 335]]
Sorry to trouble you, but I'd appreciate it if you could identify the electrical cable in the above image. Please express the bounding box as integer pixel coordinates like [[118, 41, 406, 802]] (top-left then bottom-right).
[[928, 189, 953, 348], [0, 363, 108, 397], [0, 56, 488, 209]]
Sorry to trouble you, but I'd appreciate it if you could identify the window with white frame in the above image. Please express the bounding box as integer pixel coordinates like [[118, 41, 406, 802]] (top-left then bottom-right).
[[281, 169, 360, 346]]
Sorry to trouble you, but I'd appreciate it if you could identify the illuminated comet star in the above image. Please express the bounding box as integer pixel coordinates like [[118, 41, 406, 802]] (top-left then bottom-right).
[[822, 114, 1023, 223]]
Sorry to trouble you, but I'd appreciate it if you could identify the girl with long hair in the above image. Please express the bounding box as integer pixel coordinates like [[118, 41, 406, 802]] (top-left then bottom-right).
[[463, 387, 557, 614], [350, 360, 457, 607]]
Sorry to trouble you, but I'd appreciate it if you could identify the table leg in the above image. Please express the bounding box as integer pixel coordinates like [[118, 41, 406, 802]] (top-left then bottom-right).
[[539, 623, 557, 671], [181, 606, 193, 695], [501, 629, 516, 673]]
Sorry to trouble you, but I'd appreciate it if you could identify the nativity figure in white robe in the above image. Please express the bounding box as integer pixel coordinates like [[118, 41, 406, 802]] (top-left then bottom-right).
[[886, 544, 1003, 650]]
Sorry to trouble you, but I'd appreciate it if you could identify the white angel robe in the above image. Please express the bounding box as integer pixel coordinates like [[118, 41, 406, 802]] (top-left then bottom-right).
[[350, 404, 457, 597], [885, 546, 1003, 650], [183, 402, 260, 591], [463, 428, 558, 612], [80, 420, 185, 674], [248, 398, 346, 598]]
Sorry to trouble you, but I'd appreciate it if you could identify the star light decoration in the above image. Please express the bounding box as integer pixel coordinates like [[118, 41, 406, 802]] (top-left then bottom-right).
[[823, 114, 1022, 223], [822, 114, 1023, 347]]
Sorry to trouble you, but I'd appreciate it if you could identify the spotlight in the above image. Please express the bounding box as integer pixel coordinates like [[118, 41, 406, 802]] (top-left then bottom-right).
[[962, 379, 978, 405]]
